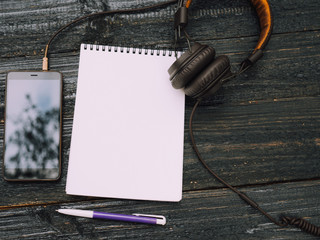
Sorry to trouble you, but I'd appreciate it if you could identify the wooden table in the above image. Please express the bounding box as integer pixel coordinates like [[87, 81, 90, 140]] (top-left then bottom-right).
[[1, 0, 319, 239]]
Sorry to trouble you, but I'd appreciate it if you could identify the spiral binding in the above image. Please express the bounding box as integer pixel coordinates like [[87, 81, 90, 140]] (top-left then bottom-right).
[[83, 44, 178, 57]]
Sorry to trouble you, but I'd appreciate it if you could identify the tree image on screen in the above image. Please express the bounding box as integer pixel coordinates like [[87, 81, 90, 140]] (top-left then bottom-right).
[[5, 94, 59, 179]]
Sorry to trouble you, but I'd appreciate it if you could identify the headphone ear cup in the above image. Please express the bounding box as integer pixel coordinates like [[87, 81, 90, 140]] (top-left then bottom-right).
[[168, 43, 216, 89], [184, 55, 231, 99]]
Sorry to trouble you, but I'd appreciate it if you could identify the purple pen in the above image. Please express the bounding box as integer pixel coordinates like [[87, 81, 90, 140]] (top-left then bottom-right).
[[57, 209, 166, 225]]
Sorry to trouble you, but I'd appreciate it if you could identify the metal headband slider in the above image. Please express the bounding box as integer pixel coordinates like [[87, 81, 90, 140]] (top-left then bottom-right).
[[174, 6, 188, 42], [174, 6, 188, 30]]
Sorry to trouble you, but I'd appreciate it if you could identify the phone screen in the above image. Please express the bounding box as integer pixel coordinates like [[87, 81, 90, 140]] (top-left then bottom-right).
[[3, 71, 62, 181]]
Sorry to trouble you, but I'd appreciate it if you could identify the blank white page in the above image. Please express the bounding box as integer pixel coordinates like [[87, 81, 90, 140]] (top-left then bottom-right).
[[66, 44, 185, 202]]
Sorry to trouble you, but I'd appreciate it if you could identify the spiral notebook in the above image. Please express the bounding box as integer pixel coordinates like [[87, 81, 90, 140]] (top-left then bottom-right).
[[66, 44, 185, 202]]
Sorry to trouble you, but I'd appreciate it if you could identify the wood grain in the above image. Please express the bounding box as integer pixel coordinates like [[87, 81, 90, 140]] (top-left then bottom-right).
[[0, 0, 319, 239], [0, 29, 319, 207], [0, 0, 319, 57], [1, 180, 320, 239]]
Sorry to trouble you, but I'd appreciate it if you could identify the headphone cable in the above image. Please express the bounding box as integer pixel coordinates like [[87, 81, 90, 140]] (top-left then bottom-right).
[[42, 0, 178, 71], [189, 98, 320, 236]]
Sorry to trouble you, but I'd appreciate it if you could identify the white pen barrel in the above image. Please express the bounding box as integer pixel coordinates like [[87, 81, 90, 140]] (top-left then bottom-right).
[[58, 209, 93, 218]]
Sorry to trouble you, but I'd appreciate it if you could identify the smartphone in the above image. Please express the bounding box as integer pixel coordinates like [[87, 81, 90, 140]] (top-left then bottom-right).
[[3, 71, 62, 181]]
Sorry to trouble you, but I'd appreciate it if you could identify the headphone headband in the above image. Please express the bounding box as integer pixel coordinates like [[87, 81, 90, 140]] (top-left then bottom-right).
[[250, 0, 273, 51], [182, 0, 273, 52]]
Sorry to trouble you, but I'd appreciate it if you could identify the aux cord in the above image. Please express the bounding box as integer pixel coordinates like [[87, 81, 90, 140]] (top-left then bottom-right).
[[42, 0, 179, 71], [41, 0, 320, 236], [189, 99, 320, 237]]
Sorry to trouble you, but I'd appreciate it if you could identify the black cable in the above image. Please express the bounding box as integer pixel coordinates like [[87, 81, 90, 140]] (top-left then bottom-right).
[[189, 99, 320, 236], [42, 0, 178, 70]]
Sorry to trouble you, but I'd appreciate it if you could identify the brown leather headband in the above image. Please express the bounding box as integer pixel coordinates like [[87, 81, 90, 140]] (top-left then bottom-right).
[[250, 0, 273, 51], [186, 0, 273, 52]]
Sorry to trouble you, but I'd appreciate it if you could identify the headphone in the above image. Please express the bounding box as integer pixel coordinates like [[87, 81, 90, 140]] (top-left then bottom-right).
[[168, 0, 273, 99], [168, 0, 320, 236]]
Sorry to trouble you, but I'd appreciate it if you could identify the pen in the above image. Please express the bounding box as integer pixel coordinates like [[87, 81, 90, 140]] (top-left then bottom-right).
[[56, 209, 166, 225]]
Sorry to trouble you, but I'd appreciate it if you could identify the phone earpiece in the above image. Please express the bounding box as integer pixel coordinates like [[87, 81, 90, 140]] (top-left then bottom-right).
[[168, 42, 231, 99]]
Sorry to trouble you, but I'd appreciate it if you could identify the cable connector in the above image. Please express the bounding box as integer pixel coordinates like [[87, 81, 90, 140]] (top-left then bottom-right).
[[174, 6, 188, 41], [42, 44, 49, 71], [42, 57, 48, 71], [174, 6, 188, 30]]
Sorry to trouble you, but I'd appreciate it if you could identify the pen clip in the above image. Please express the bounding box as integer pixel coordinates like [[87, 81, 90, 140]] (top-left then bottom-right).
[[132, 213, 166, 225]]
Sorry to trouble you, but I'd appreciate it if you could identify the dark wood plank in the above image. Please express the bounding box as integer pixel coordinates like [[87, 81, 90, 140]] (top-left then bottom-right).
[[184, 96, 320, 189], [1, 180, 320, 239], [0, 0, 319, 58]]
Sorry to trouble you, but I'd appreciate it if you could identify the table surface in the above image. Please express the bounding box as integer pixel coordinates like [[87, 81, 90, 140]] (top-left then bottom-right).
[[1, 0, 319, 239]]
